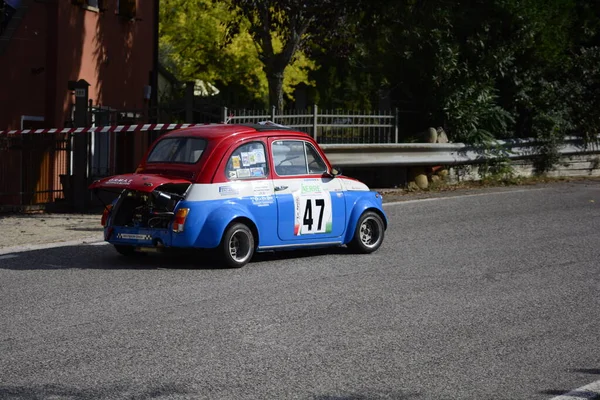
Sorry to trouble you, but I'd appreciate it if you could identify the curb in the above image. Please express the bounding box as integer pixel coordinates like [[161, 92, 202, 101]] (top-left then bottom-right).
[[0, 235, 105, 255]]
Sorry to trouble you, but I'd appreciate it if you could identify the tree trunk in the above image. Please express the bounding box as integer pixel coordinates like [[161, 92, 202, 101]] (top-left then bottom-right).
[[266, 70, 285, 112]]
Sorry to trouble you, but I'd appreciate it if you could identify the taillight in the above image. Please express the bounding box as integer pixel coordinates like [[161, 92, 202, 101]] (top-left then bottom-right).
[[101, 204, 113, 226], [172, 208, 189, 233]]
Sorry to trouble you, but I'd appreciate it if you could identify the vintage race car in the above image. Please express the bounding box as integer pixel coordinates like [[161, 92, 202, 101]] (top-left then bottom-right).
[[90, 124, 387, 267]]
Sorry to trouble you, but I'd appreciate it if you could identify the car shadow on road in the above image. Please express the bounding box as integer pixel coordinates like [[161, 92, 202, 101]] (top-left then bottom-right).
[[313, 391, 420, 400], [0, 382, 192, 400], [0, 243, 353, 271], [539, 367, 600, 398]]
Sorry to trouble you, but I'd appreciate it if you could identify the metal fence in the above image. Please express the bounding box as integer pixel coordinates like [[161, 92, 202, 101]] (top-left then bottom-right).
[[0, 124, 217, 208], [0, 132, 70, 208], [224, 105, 399, 144]]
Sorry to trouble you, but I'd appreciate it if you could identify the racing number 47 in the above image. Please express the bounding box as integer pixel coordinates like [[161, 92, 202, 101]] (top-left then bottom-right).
[[303, 198, 325, 231]]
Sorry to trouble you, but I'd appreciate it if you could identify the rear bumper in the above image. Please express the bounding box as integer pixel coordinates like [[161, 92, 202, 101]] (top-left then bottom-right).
[[105, 226, 171, 248]]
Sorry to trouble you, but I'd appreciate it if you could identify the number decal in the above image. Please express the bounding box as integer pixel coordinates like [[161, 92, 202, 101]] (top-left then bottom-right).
[[295, 195, 332, 235], [315, 199, 325, 230], [303, 199, 313, 230]]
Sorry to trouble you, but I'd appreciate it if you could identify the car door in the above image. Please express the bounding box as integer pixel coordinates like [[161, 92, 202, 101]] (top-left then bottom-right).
[[269, 138, 346, 242], [217, 140, 279, 246]]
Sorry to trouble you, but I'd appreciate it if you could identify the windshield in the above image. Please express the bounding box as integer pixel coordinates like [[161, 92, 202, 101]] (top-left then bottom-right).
[[147, 137, 206, 164]]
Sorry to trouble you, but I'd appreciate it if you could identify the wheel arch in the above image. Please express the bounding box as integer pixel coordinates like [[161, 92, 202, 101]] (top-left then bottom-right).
[[344, 200, 388, 244], [224, 217, 259, 249], [194, 203, 259, 249]]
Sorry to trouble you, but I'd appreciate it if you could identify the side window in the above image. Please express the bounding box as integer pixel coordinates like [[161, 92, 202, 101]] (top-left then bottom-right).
[[272, 140, 327, 176], [306, 143, 328, 174], [272, 140, 308, 176], [225, 142, 268, 180]]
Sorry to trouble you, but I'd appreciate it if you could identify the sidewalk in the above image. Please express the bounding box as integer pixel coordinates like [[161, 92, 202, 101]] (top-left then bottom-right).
[[0, 213, 104, 254]]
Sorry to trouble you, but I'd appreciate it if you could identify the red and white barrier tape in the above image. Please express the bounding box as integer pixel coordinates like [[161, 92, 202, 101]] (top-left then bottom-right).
[[0, 123, 211, 136]]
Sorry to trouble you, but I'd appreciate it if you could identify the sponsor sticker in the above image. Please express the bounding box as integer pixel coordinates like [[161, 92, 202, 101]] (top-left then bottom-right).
[[252, 149, 266, 163], [118, 233, 151, 240], [252, 181, 272, 196], [219, 186, 240, 196], [301, 181, 323, 195], [241, 152, 250, 166], [251, 195, 274, 207], [250, 167, 264, 177], [231, 156, 241, 169], [236, 169, 251, 178], [107, 178, 133, 185]]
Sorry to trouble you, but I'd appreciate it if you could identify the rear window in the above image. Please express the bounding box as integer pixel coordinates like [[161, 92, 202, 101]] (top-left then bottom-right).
[[147, 137, 206, 164]]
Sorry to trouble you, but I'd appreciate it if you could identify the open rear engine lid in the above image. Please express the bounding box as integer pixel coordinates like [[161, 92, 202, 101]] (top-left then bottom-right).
[[89, 173, 192, 193]]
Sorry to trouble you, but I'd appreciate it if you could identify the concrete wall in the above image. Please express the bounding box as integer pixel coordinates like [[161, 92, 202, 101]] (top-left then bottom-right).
[[448, 154, 600, 183]]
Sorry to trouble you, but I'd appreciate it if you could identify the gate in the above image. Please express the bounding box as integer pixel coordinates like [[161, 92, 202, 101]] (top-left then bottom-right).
[[0, 124, 203, 209], [0, 131, 70, 209]]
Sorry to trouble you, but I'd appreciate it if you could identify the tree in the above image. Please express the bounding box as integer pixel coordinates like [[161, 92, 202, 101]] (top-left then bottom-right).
[[222, 0, 358, 110], [160, 0, 316, 109]]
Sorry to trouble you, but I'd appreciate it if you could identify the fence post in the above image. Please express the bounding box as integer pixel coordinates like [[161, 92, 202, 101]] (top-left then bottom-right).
[[271, 106, 276, 122], [394, 108, 399, 143], [70, 79, 90, 211], [185, 82, 194, 123], [313, 104, 318, 141], [222, 107, 228, 124]]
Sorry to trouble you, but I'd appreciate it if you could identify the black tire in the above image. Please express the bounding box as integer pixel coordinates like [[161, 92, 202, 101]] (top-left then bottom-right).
[[348, 211, 385, 253], [114, 244, 139, 257], [219, 222, 255, 268]]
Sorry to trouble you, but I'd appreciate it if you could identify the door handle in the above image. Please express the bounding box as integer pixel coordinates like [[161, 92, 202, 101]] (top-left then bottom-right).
[[274, 185, 288, 191]]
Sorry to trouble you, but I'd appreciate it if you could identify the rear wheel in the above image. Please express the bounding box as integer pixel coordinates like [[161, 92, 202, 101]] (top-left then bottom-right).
[[348, 211, 385, 253], [219, 222, 255, 268]]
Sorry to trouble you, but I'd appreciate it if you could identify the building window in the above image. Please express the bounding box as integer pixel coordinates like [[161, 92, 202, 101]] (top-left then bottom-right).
[[117, 0, 136, 19]]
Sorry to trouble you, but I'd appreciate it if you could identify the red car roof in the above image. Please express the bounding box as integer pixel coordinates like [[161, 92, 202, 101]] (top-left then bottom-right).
[[164, 124, 309, 143], [135, 124, 315, 183]]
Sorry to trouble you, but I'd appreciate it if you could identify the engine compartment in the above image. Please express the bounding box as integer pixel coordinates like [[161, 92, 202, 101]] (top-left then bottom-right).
[[111, 183, 190, 229]]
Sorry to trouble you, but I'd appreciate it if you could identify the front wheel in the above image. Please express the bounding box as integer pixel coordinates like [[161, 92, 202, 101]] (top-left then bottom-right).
[[348, 211, 385, 253], [219, 222, 255, 268]]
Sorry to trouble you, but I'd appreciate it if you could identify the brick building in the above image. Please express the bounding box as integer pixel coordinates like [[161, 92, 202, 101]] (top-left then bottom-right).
[[0, 0, 157, 130]]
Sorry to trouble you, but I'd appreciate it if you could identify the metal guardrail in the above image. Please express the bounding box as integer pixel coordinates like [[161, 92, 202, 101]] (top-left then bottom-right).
[[321, 136, 600, 167]]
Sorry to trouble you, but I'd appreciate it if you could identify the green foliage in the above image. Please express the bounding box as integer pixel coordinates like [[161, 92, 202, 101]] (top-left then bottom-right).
[[159, 0, 600, 166], [222, 0, 359, 110], [443, 82, 515, 144], [478, 144, 516, 183], [308, 0, 597, 151], [159, 0, 316, 108]]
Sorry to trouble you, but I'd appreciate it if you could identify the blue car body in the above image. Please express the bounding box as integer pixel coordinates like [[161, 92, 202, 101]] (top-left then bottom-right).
[[90, 124, 387, 266]]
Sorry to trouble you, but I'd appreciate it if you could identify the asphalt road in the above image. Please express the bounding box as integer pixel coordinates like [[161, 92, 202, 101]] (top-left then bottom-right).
[[0, 181, 599, 399]]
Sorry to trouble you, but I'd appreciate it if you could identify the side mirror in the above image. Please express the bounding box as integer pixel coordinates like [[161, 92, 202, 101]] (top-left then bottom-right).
[[330, 167, 342, 177]]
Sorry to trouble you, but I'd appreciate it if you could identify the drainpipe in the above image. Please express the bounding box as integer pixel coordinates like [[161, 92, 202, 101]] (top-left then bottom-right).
[[45, 0, 59, 128], [151, 0, 159, 123]]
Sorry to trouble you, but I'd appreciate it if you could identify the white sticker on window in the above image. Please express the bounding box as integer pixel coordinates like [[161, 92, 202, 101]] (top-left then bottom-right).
[[236, 168, 251, 178], [250, 167, 264, 177], [241, 152, 250, 166], [252, 149, 266, 163]]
